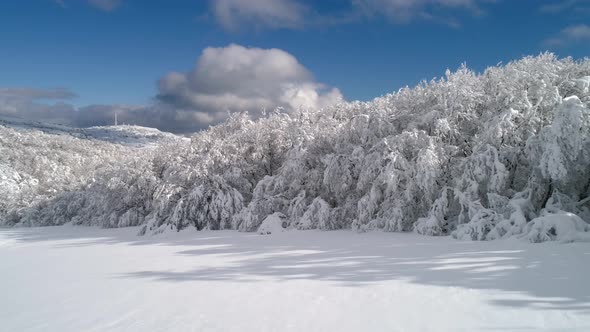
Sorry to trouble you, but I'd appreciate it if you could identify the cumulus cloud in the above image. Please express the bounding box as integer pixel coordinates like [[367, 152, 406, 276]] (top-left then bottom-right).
[[1, 45, 343, 133], [544, 24, 590, 46], [210, 0, 309, 30], [0, 88, 77, 124], [157, 44, 343, 127]]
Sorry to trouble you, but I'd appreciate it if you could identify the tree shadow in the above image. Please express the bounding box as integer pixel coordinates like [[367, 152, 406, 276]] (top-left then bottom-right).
[[2, 226, 590, 312]]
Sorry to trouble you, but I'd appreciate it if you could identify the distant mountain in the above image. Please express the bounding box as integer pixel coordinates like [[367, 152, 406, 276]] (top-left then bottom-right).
[[0, 114, 187, 147]]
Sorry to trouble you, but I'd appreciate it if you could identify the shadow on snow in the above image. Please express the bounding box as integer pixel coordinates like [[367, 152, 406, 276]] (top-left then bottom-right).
[[2, 226, 590, 312]]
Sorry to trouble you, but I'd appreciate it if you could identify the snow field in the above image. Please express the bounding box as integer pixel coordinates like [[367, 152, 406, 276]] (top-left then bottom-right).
[[1, 226, 589, 332]]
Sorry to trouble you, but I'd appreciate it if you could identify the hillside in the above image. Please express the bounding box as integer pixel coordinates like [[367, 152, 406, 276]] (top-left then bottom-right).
[[0, 114, 187, 147]]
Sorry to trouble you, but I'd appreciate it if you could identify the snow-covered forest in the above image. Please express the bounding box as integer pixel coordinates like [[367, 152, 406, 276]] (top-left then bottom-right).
[[2, 54, 590, 242]]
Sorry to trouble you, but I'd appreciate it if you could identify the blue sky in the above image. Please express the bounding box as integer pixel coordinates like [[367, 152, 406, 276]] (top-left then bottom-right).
[[0, 0, 589, 131]]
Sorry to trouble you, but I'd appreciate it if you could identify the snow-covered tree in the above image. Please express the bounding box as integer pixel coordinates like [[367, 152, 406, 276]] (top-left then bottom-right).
[[2, 53, 590, 242]]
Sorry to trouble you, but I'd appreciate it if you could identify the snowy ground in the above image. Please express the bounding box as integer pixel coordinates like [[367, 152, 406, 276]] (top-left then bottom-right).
[[1, 227, 590, 332], [0, 114, 187, 147]]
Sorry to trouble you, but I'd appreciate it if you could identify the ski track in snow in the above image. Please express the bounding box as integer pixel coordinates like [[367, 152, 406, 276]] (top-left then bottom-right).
[[1, 226, 590, 331]]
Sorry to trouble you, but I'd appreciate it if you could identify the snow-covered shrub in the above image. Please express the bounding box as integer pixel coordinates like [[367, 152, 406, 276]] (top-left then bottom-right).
[[235, 175, 290, 231], [257, 212, 288, 235], [142, 176, 243, 234], [524, 211, 590, 243], [295, 197, 333, 230]]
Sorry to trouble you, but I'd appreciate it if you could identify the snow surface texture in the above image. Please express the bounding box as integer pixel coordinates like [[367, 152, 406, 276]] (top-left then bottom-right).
[[2, 54, 590, 242], [1, 226, 589, 332]]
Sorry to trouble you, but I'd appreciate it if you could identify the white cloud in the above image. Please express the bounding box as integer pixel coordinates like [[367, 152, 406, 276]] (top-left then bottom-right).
[[211, 0, 309, 30], [544, 24, 590, 46], [352, 0, 487, 24], [0, 88, 76, 100], [0, 88, 77, 123], [87, 0, 122, 11], [2, 45, 343, 133], [54, 0, 67, 8], [562, 24, 590, 38], [54, 0, 122, 11], [208, 0, 494, 30], [0, 88, 171, 131], [157, 44, 343, 127], [539, 0, 590, 13]]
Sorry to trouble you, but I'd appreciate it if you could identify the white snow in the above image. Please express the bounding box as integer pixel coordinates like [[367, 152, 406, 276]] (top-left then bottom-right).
[[525, 211, 590, 243], [83, 125, 188, 147], [1, 226, 590, 332], [257, 212, 288, 234], [0, 114, 187, 147]]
